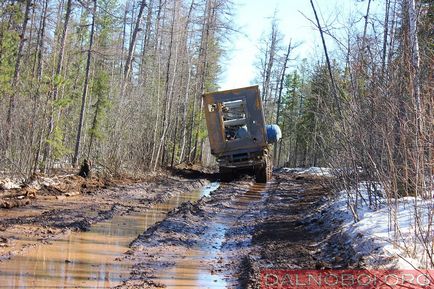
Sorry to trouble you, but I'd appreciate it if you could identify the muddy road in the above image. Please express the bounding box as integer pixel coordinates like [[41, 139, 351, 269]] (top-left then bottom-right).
[[117, 172, 359, 288], [0, 170, 360, 288], [0, 171, 210, 262]]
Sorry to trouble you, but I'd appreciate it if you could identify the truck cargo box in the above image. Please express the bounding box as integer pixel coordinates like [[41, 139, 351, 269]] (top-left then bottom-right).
[[202, 85, 267, 157]]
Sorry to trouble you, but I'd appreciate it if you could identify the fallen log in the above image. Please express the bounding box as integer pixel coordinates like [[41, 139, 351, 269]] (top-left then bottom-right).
[[42, 184, 66, 195], [0, 188, 37, 199], [0, 190, 24, 199], [0, 199, 30, 209]]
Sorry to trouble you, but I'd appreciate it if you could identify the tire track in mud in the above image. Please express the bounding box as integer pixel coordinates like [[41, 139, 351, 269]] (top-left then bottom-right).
[[243, 174, 361, 288], [117, 180, 268, 288], [117, 172, 360, 289], [0, 176, 212, 288]]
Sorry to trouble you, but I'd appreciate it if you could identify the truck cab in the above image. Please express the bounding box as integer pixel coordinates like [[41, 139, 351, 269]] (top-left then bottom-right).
[[202, 85, 281, 183]]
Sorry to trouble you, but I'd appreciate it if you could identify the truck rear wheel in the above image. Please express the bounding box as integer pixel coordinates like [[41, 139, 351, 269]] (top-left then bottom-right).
[[255, 157, 272, 183], [219, 167, 233, 182]]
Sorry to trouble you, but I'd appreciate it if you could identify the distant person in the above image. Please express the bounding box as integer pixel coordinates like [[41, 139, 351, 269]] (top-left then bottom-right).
[[78, 159, 91, 178]]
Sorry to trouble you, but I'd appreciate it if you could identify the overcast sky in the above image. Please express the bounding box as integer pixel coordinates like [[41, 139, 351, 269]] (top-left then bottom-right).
[[218, 0, 383, 90]]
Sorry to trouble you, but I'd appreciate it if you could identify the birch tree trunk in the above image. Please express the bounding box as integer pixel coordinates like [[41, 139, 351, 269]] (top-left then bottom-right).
[[122, 0, 147, 96], [6, 0, 32, 147], [72, 0, 97, 166], [405, 0, 424, 200], [153, 0, 177, 170], [30, 0, 49, 175], [42, 0, 72, 169], [273, 40, 291, 166]]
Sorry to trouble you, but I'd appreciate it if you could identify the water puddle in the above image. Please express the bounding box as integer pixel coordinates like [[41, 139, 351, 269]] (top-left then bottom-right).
[[152, 182, 268, 288], [0, 182, 219, 289]]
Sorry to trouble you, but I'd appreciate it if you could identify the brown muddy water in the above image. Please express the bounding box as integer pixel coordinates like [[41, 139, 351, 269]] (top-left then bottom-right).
[[0, 182, 219, 289], [151, 182, 268, 289]]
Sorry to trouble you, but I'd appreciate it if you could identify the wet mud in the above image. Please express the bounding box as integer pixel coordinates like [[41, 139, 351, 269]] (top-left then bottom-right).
[[1, 170, 361, 289], [0, 180, 217, 288], [0, 173, 208, 262], [117, 172, 360, 289]]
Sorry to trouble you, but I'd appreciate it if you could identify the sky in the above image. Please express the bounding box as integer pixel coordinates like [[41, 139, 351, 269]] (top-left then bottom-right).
[[218, 0, 383, 90]]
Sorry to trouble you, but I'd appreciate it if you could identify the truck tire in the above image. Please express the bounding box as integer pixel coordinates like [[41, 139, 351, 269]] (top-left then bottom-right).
[[255, 157, 272, 183], [255, 166, 266, 183], [219, 167, 233, 182]]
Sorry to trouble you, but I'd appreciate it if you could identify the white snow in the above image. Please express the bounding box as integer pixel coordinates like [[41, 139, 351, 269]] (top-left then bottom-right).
[[0, 178, 21, 190], [0, 174, 75, 191], [280, 167, 334, 177], [280, 167, 433, 268], [327, 182, 433, 269]]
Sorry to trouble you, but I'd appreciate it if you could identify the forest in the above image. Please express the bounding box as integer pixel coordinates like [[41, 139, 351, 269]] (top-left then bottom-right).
[[0, 0, 433, 275], [0, 0, 232, 176], [0, 0, 432, 197]]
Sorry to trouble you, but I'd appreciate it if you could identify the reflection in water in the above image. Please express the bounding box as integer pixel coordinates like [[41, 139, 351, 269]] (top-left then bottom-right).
[[0, 182, 219, 289], [153, 182, 267, 288]]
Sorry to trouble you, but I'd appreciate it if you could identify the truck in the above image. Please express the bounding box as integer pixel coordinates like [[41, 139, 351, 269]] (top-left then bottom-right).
[[202, 85, 281, 183]]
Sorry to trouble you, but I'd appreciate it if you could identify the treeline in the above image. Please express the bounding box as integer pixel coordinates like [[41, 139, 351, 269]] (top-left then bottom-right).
[[257, 0, 432, 195], [256, 0, 433, 267], [0, 0, 232, 176]]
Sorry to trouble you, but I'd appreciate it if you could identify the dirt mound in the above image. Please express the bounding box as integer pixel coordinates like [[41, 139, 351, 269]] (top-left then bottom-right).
[[171, 163, 218, 180], [0, 172, 149, 210], [38, 175, 107, 196]]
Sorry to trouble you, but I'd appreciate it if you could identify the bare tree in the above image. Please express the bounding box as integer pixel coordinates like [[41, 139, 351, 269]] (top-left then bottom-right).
[[43, 0, 72, 169], [5, 0, 32, 147], [309, 0, 341, 116], [72, 0, 97, 166]]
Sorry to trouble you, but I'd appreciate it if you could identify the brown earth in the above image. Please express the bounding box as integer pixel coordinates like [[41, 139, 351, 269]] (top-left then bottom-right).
[[0, 171, 210, 262], [116, 172, 360, 289], [0, 169, 363, 288]]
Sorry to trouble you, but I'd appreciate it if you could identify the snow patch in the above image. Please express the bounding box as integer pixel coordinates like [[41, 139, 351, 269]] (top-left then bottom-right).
[[327, 182, 433, 269], [0, 178, 21, 190], [280, 167, 333, 177], [0, 174, 76, 191]]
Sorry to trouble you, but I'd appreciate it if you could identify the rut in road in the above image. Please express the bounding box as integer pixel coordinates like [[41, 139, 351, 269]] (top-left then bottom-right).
[[118, 172, 360, 289]]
